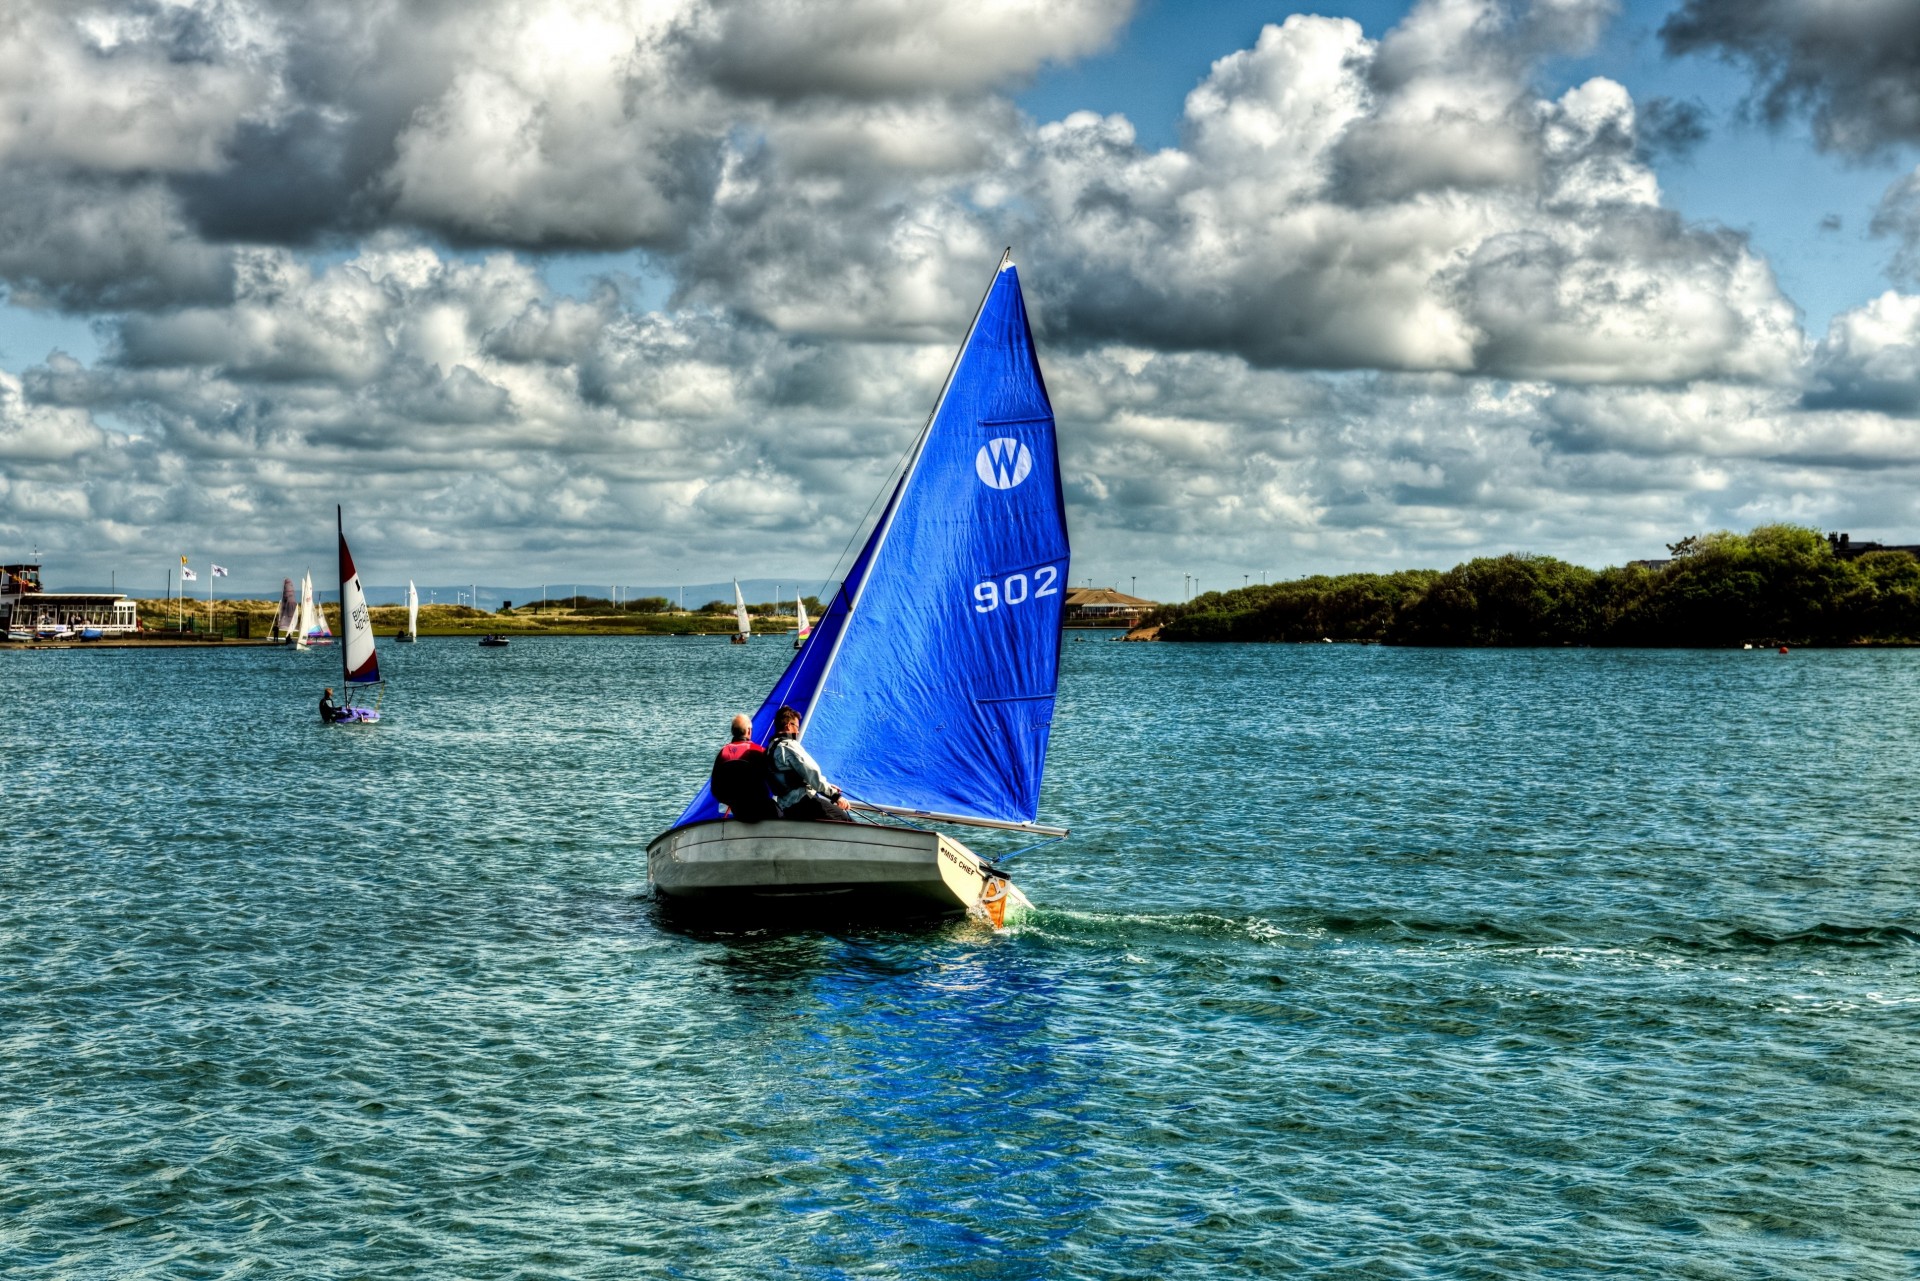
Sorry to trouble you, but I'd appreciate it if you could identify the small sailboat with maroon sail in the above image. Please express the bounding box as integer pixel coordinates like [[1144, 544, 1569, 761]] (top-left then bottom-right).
[[332, 506, 383, 724], [273, 578, 299, 642], [647, 252, 1068, 923]]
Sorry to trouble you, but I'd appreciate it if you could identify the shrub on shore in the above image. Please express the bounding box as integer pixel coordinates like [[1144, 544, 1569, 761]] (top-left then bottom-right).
[[1150, 526, 1920, 646]]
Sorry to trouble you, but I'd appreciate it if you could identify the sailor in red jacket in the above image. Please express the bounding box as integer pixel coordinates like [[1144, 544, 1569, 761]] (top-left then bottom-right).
[[710, 714, 779, 822]]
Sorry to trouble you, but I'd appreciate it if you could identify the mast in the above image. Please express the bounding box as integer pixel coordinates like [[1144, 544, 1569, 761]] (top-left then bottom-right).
[[801, 249, 1011, 740], [337, 506, 348, 688]]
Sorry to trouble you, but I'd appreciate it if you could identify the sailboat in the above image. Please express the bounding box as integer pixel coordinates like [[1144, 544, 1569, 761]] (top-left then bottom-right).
[[273, 578, 298, 642], [794, 594, 810, 650], [299, 571, 333, 646], [647, 253, 1067, 923], [396, 579, 418, 641], [332, 507, 382, 723], [730, 579, 751, 644]]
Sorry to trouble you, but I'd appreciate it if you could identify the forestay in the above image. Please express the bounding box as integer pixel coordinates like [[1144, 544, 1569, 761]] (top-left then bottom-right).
[[674, 259, 1068, 829], [337, 507, 380, 685]]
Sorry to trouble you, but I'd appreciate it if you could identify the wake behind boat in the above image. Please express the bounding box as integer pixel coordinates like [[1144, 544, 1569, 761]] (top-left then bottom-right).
[[648, 253, 1068, 926]]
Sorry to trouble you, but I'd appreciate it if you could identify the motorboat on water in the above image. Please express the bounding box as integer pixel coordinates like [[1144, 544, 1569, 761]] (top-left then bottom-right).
[[648, 253, 1068, 927], [479, 634, 509, 647], [330, 507, 383, 724]]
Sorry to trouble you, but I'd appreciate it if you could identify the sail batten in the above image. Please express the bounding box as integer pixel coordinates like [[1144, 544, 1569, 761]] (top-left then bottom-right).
[[672, 260, 1066, 830]]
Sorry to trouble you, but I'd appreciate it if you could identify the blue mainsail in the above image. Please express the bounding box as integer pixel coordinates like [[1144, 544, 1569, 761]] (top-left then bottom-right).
[[673, 259, 1068, 829]]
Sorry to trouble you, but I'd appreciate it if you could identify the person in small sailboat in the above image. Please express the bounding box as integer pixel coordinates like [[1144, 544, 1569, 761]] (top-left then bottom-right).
[[766, 705, 851, 821], [319, 687, 343, 724], [709, 714, 779, 822]]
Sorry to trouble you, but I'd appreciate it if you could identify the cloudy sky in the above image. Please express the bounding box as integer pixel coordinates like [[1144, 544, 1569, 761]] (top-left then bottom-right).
[[4, 0, 1920, 599]]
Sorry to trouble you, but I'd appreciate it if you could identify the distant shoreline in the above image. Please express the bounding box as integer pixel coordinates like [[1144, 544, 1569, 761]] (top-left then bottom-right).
[[1139, 526, 1920, 649]]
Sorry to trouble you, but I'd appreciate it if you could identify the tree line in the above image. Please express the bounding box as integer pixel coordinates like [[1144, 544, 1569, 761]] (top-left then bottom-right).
[[1150, 526, 1920, 646]]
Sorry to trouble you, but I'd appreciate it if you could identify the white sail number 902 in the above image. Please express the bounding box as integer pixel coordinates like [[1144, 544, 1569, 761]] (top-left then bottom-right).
[[974, 566, 1059, 613]]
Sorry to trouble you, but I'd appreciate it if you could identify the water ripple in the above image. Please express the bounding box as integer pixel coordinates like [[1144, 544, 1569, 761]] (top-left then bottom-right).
[[2, 641, 1916, 1278]]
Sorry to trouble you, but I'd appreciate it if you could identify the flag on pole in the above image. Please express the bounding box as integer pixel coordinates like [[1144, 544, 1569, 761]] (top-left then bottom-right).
[[211, 565, 229, 578], [181, 567, 198, 582]]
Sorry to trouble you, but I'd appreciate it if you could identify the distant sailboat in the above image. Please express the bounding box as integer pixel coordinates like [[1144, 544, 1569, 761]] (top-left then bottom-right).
[[794, 594, 810, 650], [274, 578, 298, 641], [333, 507, 382, 723], [731, 579, 750, 644], [396, 579, 418, 641], [649, 253, 1067, 924], [299, 571, 333, 646]]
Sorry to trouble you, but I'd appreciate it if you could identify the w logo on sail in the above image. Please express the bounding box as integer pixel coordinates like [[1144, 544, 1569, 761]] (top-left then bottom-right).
[[975, 437, 1033, 490]]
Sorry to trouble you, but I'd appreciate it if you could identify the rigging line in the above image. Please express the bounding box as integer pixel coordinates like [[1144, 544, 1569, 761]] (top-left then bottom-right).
[[810, 246, 1015, 606], [802, 250, 1013, 741], [811, 439, 912, 604], [989, 834, 1067, 863]]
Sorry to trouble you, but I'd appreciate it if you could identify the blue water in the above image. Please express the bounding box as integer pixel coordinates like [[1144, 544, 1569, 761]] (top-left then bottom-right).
[[3, 639, 1916, 1278]]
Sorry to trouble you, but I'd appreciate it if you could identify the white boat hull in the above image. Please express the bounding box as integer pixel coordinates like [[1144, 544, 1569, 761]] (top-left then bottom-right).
[[648, 819, 975, 916]]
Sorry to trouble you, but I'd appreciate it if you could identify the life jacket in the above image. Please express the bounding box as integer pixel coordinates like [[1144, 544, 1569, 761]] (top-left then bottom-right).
[[711, 739, 778, 821]]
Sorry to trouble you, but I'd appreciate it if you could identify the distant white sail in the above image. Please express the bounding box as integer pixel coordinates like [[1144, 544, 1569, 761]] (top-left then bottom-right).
[[406, 580, 418, 639], [796, 595, 810, 638], [734, 579, 750, 637], [301, 571, 332, 639]]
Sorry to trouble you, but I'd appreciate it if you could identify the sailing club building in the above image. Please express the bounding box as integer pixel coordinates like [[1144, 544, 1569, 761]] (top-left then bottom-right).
[[1, 563, 139, 636], [1062, 586, 1156, 625]]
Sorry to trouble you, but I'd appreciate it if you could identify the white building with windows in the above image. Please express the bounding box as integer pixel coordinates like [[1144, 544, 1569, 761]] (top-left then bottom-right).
[[2, 563, 139, 637]]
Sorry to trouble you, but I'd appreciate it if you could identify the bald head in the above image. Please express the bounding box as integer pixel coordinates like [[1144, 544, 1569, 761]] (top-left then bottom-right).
[[730, 713, 752, 741]]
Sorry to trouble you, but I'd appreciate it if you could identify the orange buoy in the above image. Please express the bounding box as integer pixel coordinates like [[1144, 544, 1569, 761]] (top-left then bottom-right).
[[1778, 645, 1789, 654]]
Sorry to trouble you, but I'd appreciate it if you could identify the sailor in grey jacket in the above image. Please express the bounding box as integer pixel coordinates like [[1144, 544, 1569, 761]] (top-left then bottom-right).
[[766, 705, 851, 818]]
